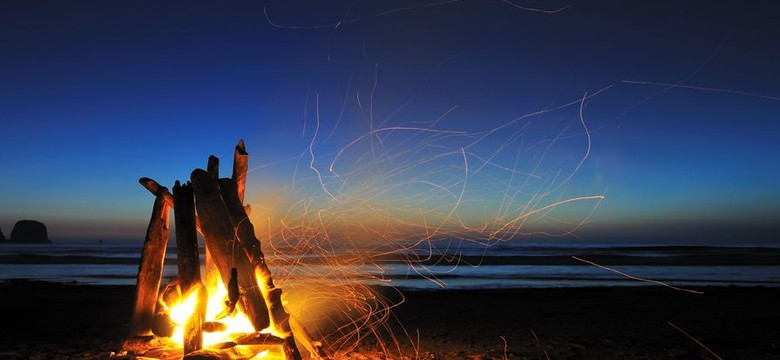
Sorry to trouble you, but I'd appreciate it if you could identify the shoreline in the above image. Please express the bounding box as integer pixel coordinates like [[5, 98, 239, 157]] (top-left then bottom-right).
[[2, 250, 780, 266], [0, 281, 778, 359]]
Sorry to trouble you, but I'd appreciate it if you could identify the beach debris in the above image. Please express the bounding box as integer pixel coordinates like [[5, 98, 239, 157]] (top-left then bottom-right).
[[123, 140, 325, 360], [182, 346, 266, 360], [226, 267, 239, 314], [231, 332, 285, 346], [151, 312, 176, 337], [160, 278, 181, 308], [121, 335, 177, 354], [129, 178, 172, 338], [173, 181, 207, 355], [206, 341, 238, 350], [201, 321, 227, 333]]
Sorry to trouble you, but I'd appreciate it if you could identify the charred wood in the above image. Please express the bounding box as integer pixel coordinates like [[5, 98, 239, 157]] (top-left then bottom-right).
[[174, 180, 206, 354], [191, 168, 270, 331], [130, 178, 172, 337]]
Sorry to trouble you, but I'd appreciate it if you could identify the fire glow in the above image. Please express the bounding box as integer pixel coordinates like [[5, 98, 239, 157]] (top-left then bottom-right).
[[165, 277, 257, 348], [120, 88, 605, 358], [122, 141, 325, 360]]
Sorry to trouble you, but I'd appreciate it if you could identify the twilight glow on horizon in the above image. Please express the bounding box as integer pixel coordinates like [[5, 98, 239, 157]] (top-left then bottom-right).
[[1, 0, 779, 244]]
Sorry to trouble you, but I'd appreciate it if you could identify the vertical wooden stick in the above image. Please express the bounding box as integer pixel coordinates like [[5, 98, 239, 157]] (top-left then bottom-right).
[[207, 155, 220, 182], [269, 288, 303, 360], [291, 316, 329, 359], [232, 139, 248, 203], [219, 178, 304, 360], [130, 178, 172, 337], [217, 179, 273, 289], [191, 168, 271, 331], [204, 155, 219, 290], [173, 181, 206, 354]]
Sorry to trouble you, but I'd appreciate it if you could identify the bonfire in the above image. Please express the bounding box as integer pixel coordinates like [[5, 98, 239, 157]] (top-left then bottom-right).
[[118, 140, 326, 360]]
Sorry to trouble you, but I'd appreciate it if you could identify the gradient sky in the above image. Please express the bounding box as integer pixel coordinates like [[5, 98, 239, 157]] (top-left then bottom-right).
[[1, 0, 779, 243]]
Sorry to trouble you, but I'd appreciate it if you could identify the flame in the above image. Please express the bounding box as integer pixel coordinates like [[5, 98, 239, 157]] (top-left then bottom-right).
[[168, 291, 197, 341], [164, 271, 274, 359], [158, 85, 606, 358], [233, 85, 611, 358]]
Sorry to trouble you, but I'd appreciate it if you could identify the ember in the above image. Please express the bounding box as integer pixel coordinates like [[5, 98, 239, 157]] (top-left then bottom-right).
[[119, 140, 326, 360]]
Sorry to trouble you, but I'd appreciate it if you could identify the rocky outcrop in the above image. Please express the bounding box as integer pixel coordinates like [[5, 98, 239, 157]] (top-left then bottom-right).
[[0, 227, 5, 241], [9, 220, 50, 243]]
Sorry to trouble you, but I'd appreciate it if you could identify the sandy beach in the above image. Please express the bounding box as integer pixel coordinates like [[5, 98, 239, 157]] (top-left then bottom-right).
[[0, 281, 777, 359]]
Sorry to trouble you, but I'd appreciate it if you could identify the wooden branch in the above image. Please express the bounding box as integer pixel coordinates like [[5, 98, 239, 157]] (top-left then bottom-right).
[[191, 168, 270, 332], [121, 335, 177, 354], [174, 180, 206, 354], [144, 347, 184, 360], [291, 316, 329, 359], [217, 179, 273, 289], [208, 155, 220, 182], [139, 177, 162, 195], [151, 312, 175, 337], [130, 178, 172, 337], [218, 177, 302, 360], [231, 332, 285, 346], [268, 288, 303, 360], [202, 322, 227, 333], [160, 278, 181, 307], [232, 139, 248, 203], [182, 346, 262, 360], [141, 178, 206, 235], [173, 181, 202, 293], [123, 336, 182, 359], [140, 177, 174, 207], [207, 342, 238, 350]]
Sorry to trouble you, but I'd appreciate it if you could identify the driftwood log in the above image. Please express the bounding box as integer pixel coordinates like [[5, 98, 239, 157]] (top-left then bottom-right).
[[173, 181, 207, 354], [129, 141, 326, 360], [191, 168, 270, 331], [232, 139, 248, 203], [218, 141, 307, 360], [206, 342, 238, 350], [231, 332, 285, 346], [130, 178, 172, 337], [291, 316, 329, 359], [208, 155, 220, 182], [182, 346, 263, 360], [203, 156, 220, 292], [218, 178, 302, 360], [122, 335, 178, 354], [202, 321, 227, 333]]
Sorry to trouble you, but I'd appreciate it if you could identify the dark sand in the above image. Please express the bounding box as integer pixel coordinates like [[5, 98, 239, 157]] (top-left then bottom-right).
[[0, 281, 777, 359]]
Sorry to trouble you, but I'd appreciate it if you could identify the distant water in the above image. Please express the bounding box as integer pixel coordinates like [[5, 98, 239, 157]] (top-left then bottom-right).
[[1, 240, 779, 289]]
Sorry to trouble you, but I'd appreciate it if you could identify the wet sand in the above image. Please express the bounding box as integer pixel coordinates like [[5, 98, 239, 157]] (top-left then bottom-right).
[[0, 281, 777, 359]]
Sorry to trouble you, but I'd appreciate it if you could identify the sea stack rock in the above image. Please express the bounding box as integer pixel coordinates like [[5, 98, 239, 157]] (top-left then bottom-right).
[[9, 220, 50, 243], [0, 227, 5, 241]]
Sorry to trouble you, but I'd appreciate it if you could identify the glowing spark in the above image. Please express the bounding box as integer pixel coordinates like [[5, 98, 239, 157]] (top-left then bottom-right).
[[495, 0, 572, 14], [500, 335, 509, 360], [427, 148, 469, 240], [530, 329, 551, 360], [329, 126, 468, 176], [264, 0, 568, 32], [667, 321, 724, 360], [466, 85, 614, 150], [571, 256, 704, 294], [263, 1, 460, 30], [310, 94, 336, 199], [490, 196, 605, 237], [622, 80, 780, 101], [240, 53, 611, 359]]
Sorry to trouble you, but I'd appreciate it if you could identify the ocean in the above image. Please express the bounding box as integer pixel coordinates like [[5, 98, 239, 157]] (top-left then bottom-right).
[[1, 240, 779, 289]]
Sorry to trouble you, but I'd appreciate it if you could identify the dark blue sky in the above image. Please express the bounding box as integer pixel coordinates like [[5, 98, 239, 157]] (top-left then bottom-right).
[[1, 0, 778, 243]]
